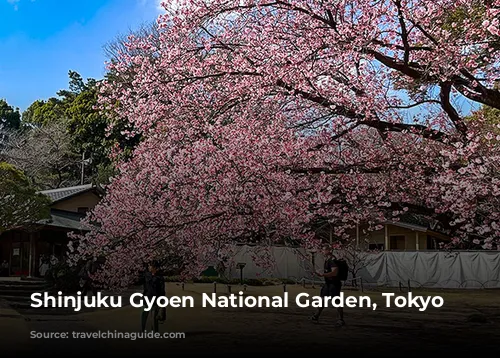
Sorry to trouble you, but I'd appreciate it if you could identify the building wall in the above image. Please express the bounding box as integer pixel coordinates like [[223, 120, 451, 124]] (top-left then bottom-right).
[[51, 191, 100, 213], [0, 190, 102, 277], [356, 224, 429, 251], [0, 230, 35, 276]]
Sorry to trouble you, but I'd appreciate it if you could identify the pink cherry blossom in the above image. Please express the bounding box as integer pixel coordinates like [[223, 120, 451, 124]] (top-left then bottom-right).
[[69, 0, 500, 288]]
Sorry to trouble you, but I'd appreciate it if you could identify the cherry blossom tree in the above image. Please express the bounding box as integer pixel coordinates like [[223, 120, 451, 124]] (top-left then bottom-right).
[[335, 243, 378, 287], [69, 0, 500, 288], [1, 121, 81, 189]]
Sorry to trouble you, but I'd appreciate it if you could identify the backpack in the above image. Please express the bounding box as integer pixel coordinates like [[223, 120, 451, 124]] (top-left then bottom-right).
[[334, 259, 349, 281]]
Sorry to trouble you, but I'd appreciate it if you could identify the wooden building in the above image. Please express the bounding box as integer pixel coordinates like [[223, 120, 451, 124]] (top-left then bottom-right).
[[0, 184, 103, 277]]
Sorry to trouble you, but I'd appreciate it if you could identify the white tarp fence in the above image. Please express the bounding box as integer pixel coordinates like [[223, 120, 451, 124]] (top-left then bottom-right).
[[223, 245, 500, 289]]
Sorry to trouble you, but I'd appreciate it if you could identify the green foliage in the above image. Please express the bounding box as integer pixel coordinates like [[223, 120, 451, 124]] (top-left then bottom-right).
[[21, 98, 66, 126], [466, 104, 500, 149], [0, 99, 21, 130], [65, 84, 107, 161], [0, 162, 51, 233], [467, 103, 500, 131], [474, 105, 500, 125], [442, 2, 500, 62], [21, 70, 141, 185], [94, 163, 119, 185], [441, 1, 486, 34]]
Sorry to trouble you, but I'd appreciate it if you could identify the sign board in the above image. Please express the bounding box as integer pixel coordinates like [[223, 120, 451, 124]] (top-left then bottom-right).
[[12, 248, 20, 256]]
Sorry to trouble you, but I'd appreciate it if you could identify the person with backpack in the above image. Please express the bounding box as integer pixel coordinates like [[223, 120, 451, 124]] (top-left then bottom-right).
[[310, 246, 347, 327]]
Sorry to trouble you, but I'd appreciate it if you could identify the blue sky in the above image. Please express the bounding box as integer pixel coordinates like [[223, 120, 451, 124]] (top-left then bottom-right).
[[0, 0, 163, 112], [0, 0, 479, 117]]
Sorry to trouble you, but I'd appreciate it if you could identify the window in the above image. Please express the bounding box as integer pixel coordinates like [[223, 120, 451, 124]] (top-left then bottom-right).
[[390, 235, 405, 250], [77, 207, 88, 214]]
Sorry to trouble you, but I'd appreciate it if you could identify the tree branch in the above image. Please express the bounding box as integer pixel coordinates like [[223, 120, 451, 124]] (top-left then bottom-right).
[[439, 82, 468, 136], [394, 0, 411, 65]]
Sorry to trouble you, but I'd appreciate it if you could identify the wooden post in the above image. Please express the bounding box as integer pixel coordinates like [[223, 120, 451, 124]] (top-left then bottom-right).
[[415, 232, 420, 251], [384, 224, 389, 250], [28, 233, 35, 278]]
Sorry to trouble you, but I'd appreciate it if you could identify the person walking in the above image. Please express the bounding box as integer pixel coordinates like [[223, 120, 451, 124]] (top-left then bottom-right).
[[80, 259, 98, 297], [310, 246, 346, 327], [141, 260, 166, 333]]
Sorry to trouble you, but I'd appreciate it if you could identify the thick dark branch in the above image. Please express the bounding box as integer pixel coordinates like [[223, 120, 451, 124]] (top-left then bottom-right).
[[326, 9, 337, 31], [359, 120, 450, 142], [219, 1, 334, 29], [329, 73, 366, 97], [274, 0, 335, 29], [372, 39, 432, 51], [365, 51, 494, 136], [177, 71, 262, 83], [276, 79, 362, 118], [408, 20, 439, 45], [365, 49, 429, 80], [286, 166, 383, 175], [276, 79, 451, 144], [394, 0, 411, 65], [439, 82, 468, 136], [453, 70, 500, 111], [453, 83, 500, 111], [388, 100, 440, 109]]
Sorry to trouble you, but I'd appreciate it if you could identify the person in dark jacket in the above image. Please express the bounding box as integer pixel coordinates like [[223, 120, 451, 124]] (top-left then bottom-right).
[[141, 260, 165, 332], [310, 246, 345, 326], [80, 259, 98, 297]]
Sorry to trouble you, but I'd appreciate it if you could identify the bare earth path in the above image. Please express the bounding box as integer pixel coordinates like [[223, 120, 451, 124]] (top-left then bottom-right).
[[3, 283, 500, 356]]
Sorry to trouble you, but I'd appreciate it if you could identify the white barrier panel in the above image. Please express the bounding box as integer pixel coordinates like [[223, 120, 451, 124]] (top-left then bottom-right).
[[360, 251, 500, 289], [224, 246, 500, 289]]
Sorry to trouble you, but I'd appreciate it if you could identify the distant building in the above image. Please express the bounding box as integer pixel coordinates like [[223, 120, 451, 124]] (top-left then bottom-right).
[[315, 213, 452, 251], [0, 184, 104, 277]]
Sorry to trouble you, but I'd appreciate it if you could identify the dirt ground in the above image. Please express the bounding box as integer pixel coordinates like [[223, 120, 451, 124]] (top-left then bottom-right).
[[71, 282, 500, 356]]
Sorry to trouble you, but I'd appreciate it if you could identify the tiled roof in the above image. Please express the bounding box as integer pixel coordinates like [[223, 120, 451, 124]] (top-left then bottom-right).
[[39, 184, 94, 203]]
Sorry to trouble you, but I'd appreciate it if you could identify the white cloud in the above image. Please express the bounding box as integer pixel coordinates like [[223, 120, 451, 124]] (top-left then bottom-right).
[[136, 0, 171, 14], [7, 0, 20, 11], [156, 0, 184, 13]]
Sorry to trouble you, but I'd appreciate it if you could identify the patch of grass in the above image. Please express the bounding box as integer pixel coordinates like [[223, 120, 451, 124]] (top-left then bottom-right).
[[164, 276, 296, 286]]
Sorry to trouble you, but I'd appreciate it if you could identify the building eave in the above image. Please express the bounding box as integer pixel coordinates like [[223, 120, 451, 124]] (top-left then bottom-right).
[[383, 220, 428, 232]]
